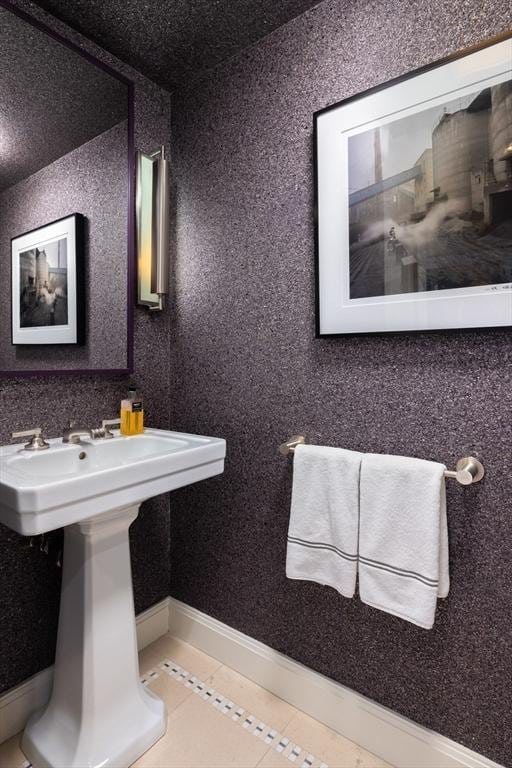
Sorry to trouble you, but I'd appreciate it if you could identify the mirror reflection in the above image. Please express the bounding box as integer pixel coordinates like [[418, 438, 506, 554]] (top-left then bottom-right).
[[0, 4, 132, 374]]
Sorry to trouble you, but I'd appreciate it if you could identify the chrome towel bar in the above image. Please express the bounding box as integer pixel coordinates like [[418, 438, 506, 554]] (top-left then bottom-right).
[[278, 435, 485, 486]]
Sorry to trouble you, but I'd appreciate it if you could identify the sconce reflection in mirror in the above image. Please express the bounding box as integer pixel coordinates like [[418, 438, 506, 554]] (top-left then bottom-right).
[[136, 146, 170, 311]]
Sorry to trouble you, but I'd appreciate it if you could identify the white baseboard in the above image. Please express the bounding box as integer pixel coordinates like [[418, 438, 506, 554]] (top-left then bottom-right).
[[0, 667, 53, 750], [168, 597, 504, 768], [136, 596, 171, 651], [0, 597, 170, 745]]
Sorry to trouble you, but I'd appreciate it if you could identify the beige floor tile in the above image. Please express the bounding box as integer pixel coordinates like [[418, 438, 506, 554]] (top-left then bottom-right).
[[280, 711, 390, 768], [147, 673, 193, 714], [257, 739, 348, 768], [139, 634, 222, 680], [0, 733, 26, 768], [256, 744, 393, 768], [356, 748, 392, 768], [206, 665, 297, 732], [132, 691, 270, 768], [257, 747, 316, 768], [0, 647, 393, 768], [256, 748, 293, 768], [138, 638, 169, 672]]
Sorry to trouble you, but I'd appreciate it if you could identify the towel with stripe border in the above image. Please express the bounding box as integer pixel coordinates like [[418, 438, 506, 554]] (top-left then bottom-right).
[[359, 452, 449, 629], [286, 444, 362, 598]]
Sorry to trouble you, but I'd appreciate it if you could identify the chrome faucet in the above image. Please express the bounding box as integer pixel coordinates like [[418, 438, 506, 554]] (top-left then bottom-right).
[[62, 426, 94, 444], [11, 428, 50, 451], [99, 419, 121, 439], [62, 419, 121, 444]]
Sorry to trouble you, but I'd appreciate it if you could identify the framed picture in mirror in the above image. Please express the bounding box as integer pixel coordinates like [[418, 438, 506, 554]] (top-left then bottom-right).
[[11, 214, 85, 346], [315, 32, 512, 335]]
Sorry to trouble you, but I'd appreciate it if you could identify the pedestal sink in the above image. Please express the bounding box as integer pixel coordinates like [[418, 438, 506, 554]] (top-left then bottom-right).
[[0, 428, 226, 768]]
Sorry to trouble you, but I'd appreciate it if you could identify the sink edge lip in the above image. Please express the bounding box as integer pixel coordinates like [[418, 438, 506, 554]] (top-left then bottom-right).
[[0, 454, 226, 517], [1, 442, 225, 488], [0, 427, 226, 455], [0, 428, 227, 491], [0, 456, 226, 535]]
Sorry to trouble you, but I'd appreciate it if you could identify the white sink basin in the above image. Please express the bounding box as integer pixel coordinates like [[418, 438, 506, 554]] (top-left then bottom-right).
[[0, 427, 225, 535], [0, 427, 226, 768]]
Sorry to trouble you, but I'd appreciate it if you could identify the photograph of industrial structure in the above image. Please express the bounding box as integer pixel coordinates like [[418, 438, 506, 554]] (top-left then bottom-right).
[[348, 81, 512, 299], [18, 237, 68, 327]]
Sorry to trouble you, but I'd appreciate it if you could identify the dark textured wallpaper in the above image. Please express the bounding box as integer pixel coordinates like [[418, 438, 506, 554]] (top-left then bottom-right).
[[0, 0, 172, 694], [32, 0, 322, 91], [0, 3, 127, 191], [169, 0, 512, 763]]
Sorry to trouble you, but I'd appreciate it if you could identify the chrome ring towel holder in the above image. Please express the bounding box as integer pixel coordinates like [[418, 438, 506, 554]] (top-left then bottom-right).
[[278, 435, 484, 486]]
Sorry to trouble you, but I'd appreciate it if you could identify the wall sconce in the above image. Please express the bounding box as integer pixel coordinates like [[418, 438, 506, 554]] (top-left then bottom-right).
[[136, 146, 170, 310]]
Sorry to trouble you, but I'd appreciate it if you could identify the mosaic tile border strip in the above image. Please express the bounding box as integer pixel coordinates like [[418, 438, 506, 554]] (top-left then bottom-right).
[[15, 658, 330, 768], [146, 658, 329, 768]]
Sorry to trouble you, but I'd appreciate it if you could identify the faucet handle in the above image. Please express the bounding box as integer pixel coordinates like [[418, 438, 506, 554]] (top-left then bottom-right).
[[11, 428, 50, 451], [101, 418, 121, 439], [12, 428, 42, 439]]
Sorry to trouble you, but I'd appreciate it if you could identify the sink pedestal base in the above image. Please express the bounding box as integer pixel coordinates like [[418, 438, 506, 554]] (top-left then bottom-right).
[[21, 505, 167, 768]]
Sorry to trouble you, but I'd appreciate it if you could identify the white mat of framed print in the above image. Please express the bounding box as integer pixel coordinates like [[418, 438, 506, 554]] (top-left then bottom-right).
[[11, 213, 85, 345], [314, 33, 512, 335]]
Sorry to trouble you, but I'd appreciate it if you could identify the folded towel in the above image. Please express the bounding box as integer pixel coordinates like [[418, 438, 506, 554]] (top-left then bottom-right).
[[286, 444, 362, 598], [359, 453, 449, 629]]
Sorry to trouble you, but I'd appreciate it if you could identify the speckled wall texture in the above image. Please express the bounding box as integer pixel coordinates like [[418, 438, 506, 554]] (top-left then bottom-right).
[[0, 0, 171, 694], [169, 0, 512, 763]]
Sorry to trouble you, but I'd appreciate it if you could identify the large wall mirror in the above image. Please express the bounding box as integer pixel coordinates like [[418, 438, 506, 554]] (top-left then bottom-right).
[[0, 0, 134, 376]]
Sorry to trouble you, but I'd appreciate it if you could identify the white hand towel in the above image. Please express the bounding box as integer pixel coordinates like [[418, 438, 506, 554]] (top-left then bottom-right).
[[286, 444, 362, 598], [359, 453, 449, 629]]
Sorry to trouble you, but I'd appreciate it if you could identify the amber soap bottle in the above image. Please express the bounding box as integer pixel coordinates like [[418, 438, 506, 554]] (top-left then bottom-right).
[[120, 387, 144, 436]]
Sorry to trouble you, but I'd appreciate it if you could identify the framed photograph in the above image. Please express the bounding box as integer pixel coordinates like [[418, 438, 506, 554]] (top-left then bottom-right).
[[314, 34, 512, 335], [11, 214, 85, 346]]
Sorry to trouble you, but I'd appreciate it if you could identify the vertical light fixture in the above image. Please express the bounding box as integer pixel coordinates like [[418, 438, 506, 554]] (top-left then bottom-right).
[[136, 146, 170, 310]]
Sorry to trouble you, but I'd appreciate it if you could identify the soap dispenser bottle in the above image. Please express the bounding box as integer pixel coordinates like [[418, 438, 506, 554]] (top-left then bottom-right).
[[120, 386, 144, 436]]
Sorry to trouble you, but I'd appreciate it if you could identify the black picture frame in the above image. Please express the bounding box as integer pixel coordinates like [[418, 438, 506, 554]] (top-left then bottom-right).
[[11, 213, 86, 346], [314, 31, 512, 337]]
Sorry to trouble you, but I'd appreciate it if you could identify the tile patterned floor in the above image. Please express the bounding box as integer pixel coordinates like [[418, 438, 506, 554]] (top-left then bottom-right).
[[0, 634, 392, 768]]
